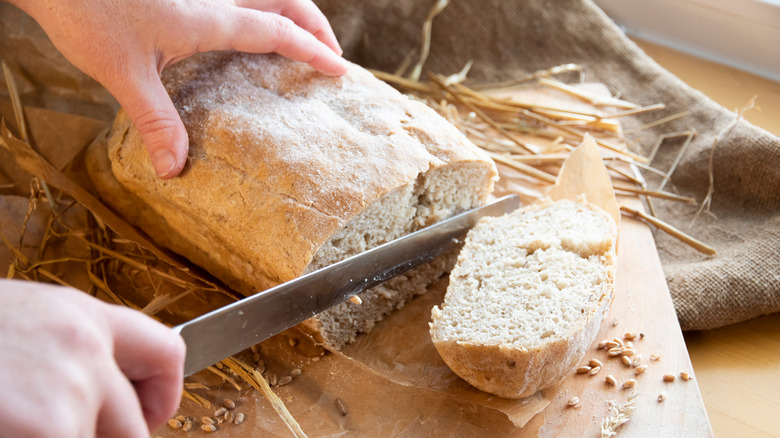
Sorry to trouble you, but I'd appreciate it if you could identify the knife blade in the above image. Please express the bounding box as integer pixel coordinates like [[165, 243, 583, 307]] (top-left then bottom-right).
[[173, 194, 520, 376]]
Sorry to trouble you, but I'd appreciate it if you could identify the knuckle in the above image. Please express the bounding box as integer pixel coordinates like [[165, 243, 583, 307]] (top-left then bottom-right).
[[132, 109, 180, 143], [263, 15, 294, 51], [49, 315, 108, 357]]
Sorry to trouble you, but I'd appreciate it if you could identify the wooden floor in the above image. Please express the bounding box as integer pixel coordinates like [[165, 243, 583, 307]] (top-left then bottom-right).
[[633, 38, 780, 437]]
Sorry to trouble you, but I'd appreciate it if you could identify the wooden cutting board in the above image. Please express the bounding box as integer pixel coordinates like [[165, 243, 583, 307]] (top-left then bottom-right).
[[491, 85, 713, 436], [517, 197, 713, 436]]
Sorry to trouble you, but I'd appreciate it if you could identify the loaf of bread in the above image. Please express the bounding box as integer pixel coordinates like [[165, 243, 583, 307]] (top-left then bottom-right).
[[86, 52, 497, 348], [429, 199, 617, 399]]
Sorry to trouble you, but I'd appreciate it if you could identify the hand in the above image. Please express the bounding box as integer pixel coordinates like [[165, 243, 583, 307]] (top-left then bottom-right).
[[10, 0, 348, 178], [0, 280, 185, 437]]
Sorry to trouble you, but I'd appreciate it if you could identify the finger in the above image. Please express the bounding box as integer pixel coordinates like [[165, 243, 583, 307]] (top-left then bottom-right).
[[235, 0, 342, 55], [95, 366, 148, 438], [104, 304, 185, 432], [105, 67, 189, 179], [207, 8, 348, 76]]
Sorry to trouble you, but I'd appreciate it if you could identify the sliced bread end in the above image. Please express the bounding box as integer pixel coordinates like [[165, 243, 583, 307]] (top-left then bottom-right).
[[430, 198, 617, 399]]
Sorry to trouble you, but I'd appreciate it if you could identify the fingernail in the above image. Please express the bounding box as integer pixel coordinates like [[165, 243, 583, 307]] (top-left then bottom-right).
[[152, 148, 177, 178]]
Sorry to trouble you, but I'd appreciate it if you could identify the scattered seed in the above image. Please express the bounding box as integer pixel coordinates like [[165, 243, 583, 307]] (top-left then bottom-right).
[[214, 407, 227, 417], [278, 376, 293, 386], [312, 357, 320, 362], [658, 392, 667, 402], [335, 397, 348, 416], [201, 424, 216, 433], [250, 344, 260, 354], [290, 368, 302, 378], [175, 415, 187, 423], [612, 337, 624, 346], [608, 347, 623, 357], [597, 340, 608, 350], [224, 411, 234, 423], [216, 362, 224, 370], [663, 374, 676, 382], [604, 341, 620, 349], [624, 332, 637, 340], [576, 366, 592, 374], [268, 373, 278, 386], [289, 338, 299, 348], [626, 341, 634, 349], [202, 417, 214, 425], [621, 356, 632, 367], [568, 396, 580, 407], [680, 371, 692, 381], [234, 413, 245, 425], [589, 359, 603, 368], [167, 419, 183, 430], [650, 354, 661, 361], [635, 365, 648, 375], [633, 355, 643, 367], [622, 349, 636, 357], [588, 366, 601, 376], [621, 379, 636, 389], [181, 420, 192, 432], [612, 318, 619, 327], [224, 399, 236, 410], [252, 352, 261, 362], [349, 295, 362, 305], [605, 375, 617, 386]]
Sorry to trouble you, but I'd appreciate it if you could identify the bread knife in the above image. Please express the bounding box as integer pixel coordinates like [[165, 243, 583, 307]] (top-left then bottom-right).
[[173, 194, 520, 376]]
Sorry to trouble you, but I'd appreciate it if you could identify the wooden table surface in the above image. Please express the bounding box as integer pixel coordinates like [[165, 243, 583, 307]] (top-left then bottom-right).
[[633, 39, 780, 438]]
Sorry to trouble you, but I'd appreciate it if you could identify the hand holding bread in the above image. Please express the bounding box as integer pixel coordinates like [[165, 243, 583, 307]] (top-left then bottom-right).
[[8, 0, 347, 178]]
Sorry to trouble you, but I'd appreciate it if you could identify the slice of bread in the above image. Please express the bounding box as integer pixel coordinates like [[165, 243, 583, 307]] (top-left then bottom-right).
[[429, 198, 617, 399]]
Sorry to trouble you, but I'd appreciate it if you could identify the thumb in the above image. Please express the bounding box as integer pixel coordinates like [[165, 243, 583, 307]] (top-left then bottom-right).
[[111, 68, 188, 179]]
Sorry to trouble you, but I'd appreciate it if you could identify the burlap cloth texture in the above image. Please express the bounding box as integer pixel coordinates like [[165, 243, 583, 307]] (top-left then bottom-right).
[[1, 0, 778, 330]]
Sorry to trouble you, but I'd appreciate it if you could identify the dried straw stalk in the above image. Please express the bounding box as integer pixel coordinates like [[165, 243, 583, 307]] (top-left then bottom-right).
[[222, 358, 307, 438], [621, 205, 716, 256]]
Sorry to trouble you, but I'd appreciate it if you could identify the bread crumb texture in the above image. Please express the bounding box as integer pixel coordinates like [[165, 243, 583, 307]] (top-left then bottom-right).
[[430, 199, 617, 398]]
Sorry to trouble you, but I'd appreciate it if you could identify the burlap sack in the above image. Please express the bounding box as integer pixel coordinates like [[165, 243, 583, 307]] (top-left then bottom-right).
[[1, 0, 778, 330]]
